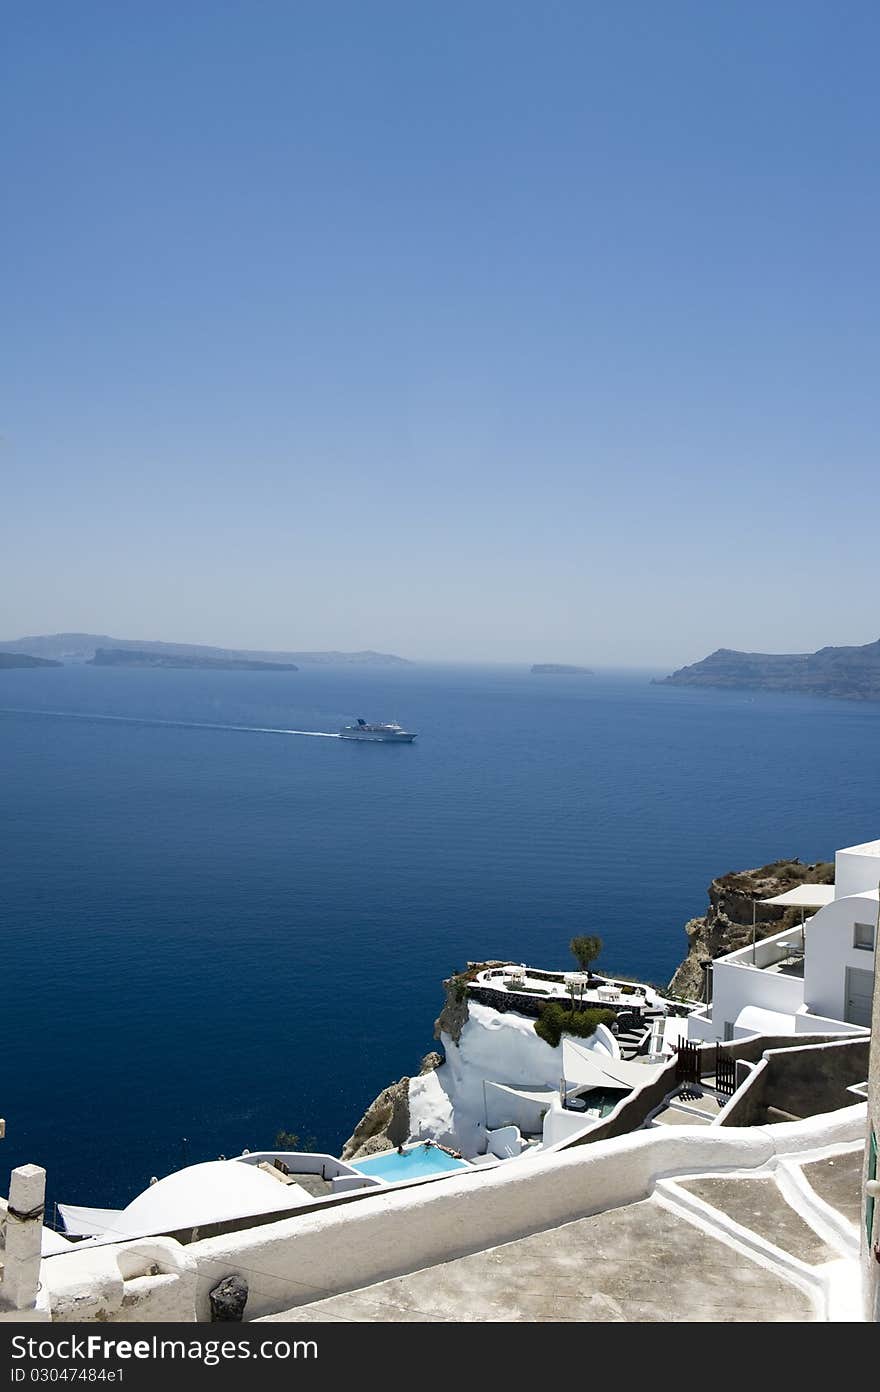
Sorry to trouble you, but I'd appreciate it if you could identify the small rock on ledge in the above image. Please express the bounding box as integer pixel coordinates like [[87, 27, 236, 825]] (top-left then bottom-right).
[[209, 1274, 249, 1322]]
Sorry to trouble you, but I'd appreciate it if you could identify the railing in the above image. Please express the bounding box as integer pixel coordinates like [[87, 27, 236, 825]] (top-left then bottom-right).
[[724, 927, 806, 972]]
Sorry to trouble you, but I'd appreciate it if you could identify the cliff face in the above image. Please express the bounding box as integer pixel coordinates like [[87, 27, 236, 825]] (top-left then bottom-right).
[[340, 1053, 442, 1161], [668, 858, 834, 1000], [658, 639, 880, 701], [343, 961, 512, 1159], [434, 962, 512, 1045]]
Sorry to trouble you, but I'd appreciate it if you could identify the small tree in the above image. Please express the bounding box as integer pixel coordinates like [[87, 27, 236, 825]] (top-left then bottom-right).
[[570, 934, 602, 976]]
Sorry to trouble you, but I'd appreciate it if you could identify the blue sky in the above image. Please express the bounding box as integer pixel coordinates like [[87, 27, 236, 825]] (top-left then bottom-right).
[[3, 2, 877, 664]]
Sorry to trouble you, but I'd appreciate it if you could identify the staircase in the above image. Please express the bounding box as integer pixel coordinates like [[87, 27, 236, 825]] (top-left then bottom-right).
[[617, 1007, 665, 1061]]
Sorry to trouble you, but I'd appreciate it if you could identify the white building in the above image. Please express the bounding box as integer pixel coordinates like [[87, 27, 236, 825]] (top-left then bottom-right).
[[688, 838, 878, 1043]]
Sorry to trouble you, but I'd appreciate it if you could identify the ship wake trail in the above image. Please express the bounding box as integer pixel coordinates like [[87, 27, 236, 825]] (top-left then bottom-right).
[[0, 709, 342, 738]]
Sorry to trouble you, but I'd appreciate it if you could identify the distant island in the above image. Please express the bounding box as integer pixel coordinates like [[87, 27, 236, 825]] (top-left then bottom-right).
[[531, 664, 593, 675], [658, 638, 880, 701], [89, 648, 298, 672], [0, 633, 411, 667], [0, 651, 62, 670]]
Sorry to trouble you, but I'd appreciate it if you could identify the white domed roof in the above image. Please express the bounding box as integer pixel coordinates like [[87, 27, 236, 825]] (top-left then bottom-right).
[[117, 1160, 297, 1236]]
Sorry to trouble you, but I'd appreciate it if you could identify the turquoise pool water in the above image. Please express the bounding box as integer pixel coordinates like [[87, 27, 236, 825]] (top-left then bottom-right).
[[352, 1146, 470, 1182]]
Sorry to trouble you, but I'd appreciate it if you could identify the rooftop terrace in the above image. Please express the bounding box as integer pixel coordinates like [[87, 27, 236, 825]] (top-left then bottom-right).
[[259, 1139, 863, 1323]]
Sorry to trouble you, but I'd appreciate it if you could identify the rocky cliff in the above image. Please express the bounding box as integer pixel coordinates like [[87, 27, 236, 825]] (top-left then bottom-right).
[[434, 962, 512, 1045], [340, 1053, 443, 1160], [343, 962, 511, 1158], [658, 639, 880, 701], [667, 858, 835, 1000]]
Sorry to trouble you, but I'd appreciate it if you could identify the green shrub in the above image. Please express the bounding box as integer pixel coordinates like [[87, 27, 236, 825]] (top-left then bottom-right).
[[275, 1129, 316, 1151], [534, 1003, 616, 1048]]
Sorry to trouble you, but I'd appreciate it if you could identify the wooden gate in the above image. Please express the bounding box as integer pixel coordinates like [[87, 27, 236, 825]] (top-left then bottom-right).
[[675, 1039, 700, 1086], [714, 1045, 736, 1096]]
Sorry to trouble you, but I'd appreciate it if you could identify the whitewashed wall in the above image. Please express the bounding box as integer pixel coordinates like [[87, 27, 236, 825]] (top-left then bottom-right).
[[41, 1105, 866, 1322], [804, 891, 877, 1023], [708, 958, 804, 1040], [834, 844, 880, 900]]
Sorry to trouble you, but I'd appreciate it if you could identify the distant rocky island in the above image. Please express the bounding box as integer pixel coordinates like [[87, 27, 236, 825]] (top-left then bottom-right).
[[89, 648, 298, 672], [658, 638, 880, 701], [531, 663, 593, 675], [0, 633, 411, 667], [0, 651, 62, 670]]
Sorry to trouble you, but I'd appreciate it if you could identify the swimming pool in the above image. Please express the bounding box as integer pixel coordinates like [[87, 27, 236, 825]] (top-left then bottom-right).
[[566, 1086, 631, 1118], [351, 1145, 470, 1183]]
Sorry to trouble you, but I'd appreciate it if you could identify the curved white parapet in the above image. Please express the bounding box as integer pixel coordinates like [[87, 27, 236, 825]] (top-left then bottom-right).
[[39, 1103, 868, 1323], [186, 1126, 786, 1320], [44, 1238, 198, 1323]]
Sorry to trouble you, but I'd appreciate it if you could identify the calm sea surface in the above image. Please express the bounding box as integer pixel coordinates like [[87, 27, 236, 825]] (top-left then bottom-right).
[[1, 663, 878, 1209]]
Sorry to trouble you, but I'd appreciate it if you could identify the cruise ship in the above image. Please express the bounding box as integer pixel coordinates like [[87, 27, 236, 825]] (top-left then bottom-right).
[[338, 718, 416, 743]]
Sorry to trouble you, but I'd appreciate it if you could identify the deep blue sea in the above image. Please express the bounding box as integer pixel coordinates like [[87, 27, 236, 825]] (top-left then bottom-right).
[[2, 663, 878, 1211]]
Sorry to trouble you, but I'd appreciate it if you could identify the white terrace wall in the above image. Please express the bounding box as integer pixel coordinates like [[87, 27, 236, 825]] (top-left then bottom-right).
[[796, 1011, 866, 1036], [41, 1106, 866, 1322], [175, 1105, 871, 1321], [835, 843, 880, 901], [804, 892, 877, 1023], [43, 1239, 197, 1323], [708, 957, 804, 1041]]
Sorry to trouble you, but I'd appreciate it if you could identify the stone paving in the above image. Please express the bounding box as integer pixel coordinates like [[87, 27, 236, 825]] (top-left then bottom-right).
[[651, 1105, 712, 1127], [258, 1196, 816, 1323], [800, 1150, 863, 1228], [678, 1176, 838, 1265], [648, 1085, 725, 1128], [257, 1139, 866, 1324]]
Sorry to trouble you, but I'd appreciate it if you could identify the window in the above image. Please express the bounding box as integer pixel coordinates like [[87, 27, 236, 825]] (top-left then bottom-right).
[[853, 921, 876, 951], [723, 1022, 734, 1041]]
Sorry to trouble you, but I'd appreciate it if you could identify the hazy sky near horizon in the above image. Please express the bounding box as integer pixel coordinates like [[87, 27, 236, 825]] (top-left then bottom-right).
[[3, 2, 878, 665]]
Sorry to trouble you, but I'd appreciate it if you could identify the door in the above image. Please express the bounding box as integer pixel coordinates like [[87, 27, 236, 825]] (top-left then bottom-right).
[[844, 966, 874, 1027]]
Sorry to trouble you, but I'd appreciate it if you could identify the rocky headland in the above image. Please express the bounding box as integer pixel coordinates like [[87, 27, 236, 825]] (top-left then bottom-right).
[[0, 633, 411, 666], [667, 857, 835, 999], [88, 648, 298, 671], [658, 639, 880, 701], [341, 1053, 443, 1160], [0, 652, 62, 669], [346, 860, 839, 1156]]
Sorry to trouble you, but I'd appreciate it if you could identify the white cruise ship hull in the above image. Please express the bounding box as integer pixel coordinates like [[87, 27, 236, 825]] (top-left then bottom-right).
[[339, 729, 416, 742]]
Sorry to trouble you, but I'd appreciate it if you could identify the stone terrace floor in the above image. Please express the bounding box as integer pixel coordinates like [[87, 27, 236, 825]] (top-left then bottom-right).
[[258, 1197, 813, 1322], [258, 1141, 864, 1323]]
